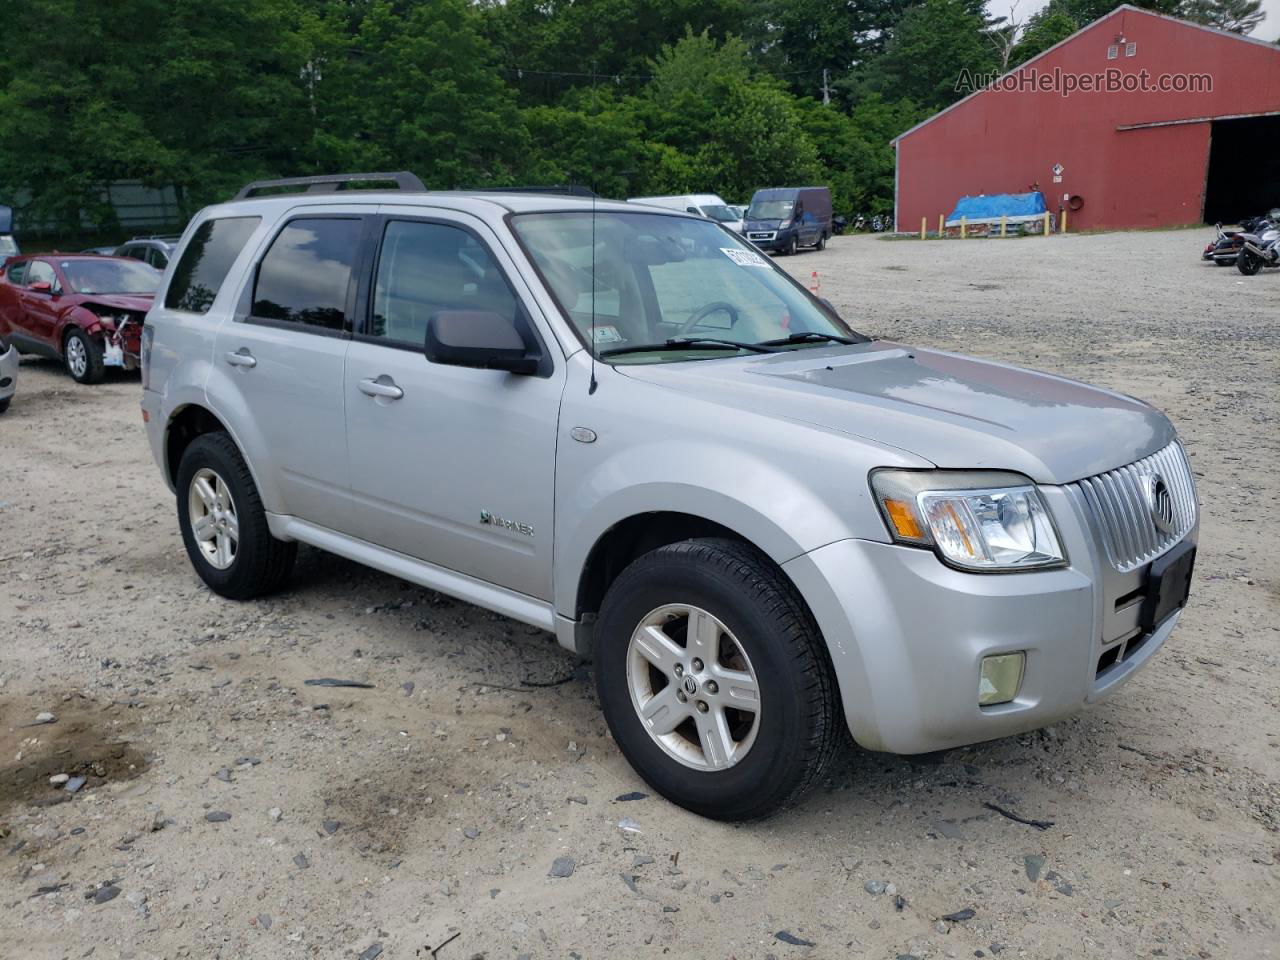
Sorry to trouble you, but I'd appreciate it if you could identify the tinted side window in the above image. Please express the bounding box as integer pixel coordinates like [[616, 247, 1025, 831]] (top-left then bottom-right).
[[370, 220, 519, 346], [166, 216, 260, 314], [7, 261, 26, 285], [252, 218, 362, 332], [147, 247, 168, 269]]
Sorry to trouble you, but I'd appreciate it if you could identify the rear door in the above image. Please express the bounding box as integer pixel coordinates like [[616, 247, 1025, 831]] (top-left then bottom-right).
[[213, 210, 371, 530], [342, 209, 564, 600]]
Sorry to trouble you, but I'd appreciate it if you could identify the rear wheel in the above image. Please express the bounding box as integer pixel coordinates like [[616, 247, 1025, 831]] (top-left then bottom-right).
[[176, 432, 296, 600], [1238, 249, 1263, 275], [63, 328, 104, 384], [0, 397, 9, 414], [594, 538, 841, 820]]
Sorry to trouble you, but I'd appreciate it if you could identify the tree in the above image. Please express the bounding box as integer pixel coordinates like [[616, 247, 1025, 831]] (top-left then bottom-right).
[[1180, 0, 1266, 33], [1010, 7, 1080, 65], [849, 0, 999, 111], [309, 0, 526, 188]]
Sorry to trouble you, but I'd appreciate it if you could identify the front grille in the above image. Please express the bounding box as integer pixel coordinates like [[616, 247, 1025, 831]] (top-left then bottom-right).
[[748, 231, 776, 241], [1072, 441, 1197, 573]]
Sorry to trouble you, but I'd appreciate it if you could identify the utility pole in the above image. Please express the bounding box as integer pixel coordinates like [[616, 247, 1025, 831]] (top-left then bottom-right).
[[821, 68, 831, 106]]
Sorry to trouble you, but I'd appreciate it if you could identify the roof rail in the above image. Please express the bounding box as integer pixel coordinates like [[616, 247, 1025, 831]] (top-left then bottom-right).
[[233, 171, 426, 201]]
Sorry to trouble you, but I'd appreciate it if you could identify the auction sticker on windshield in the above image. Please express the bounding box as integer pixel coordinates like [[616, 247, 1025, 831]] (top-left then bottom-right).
[[721, 247, 769, 268]]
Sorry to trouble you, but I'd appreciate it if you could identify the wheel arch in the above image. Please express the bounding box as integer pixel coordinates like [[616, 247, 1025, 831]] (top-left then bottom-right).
[[164, 403, 232, 489]]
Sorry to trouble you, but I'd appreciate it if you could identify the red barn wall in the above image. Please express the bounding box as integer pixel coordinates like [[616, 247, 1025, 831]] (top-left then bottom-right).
[[895, 7, 1280, 231]]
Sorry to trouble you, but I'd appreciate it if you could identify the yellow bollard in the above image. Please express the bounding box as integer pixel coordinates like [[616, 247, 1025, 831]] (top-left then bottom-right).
[[1000, 215, 1007, 238], [1062, 207, 1068, 233], [920, 217, 926, 240], [1043, 211, 1050, 237], [961, 216, 967, 239], [938, 214, 944, 237]]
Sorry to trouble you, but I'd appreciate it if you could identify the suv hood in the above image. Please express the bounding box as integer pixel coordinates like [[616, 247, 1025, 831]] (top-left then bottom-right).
[[617, 341, 1175, 484]]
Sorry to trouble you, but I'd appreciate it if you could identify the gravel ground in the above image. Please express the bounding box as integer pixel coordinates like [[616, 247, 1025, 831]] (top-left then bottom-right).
[[1, 227, 1277, 960]]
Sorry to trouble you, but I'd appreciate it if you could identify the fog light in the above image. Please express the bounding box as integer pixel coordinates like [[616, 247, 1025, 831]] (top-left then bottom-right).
[[979, 653, 1025, 705]]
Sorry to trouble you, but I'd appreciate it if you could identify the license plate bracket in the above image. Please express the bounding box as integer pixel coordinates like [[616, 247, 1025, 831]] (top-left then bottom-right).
[[1140, 541, 1196, 632]]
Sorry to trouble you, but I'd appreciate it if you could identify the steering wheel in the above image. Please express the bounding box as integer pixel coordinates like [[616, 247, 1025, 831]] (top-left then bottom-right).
[[677, 301, 740, 336]]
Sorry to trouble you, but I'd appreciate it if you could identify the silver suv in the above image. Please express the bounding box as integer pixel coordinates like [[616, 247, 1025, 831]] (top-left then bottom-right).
[[141, 172, 1198, 819]]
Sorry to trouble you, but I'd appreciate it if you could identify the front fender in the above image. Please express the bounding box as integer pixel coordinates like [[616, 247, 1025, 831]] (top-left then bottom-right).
[[552, 357, 926, 619]]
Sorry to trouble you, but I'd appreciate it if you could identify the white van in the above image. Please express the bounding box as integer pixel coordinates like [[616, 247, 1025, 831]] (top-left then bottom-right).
[[628, 194, 744, 234]]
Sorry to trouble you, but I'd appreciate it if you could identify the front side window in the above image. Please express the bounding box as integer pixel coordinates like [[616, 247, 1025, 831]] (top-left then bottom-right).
[[61, 259, 161, 295], [370, 220, 519, 346], [7, 260, 26, 285], [166, 216, 261, 314], [25, 260, 58, 290], [252, 217, 363, 331], [511, 210, 862, 363]]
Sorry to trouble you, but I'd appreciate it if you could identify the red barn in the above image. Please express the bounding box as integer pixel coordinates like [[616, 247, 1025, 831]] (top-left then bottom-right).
[[892, 5, 1280, 231]]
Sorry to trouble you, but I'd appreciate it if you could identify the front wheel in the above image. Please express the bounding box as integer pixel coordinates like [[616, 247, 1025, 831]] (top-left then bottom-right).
[[176, 432, 296, 600], [0, 397, 9, 414], [1238, 249, 1263, 275], [594, 538, 841, 820], [814, 233, 827, 251], [783, 235, 798, 256], [64, 328, 104, 384]]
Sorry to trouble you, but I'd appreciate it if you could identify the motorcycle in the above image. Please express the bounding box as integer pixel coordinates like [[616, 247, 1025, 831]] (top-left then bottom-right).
[[1203, 210, 1277, 266], [852, 213, 867, 232], [832, 214, 848, 235], [1236, 220, 1280, 275]]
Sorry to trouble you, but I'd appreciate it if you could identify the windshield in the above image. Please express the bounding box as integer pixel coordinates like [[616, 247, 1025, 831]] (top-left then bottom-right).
[[61, 259, 160, 295], [701, 204, 739, 223], [0, 236, 17, 255], [510, 210, 861, 363], [747, 200, 794, 220]]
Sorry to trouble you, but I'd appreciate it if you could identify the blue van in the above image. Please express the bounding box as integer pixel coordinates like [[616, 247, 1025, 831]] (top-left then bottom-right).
[[744, 187, 833, 255]]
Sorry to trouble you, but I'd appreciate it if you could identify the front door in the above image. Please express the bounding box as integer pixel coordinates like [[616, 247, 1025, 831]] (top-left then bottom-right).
[[343, 211, 564, 601], [212, 212, 368, 530], [19, 259, 63, 347]]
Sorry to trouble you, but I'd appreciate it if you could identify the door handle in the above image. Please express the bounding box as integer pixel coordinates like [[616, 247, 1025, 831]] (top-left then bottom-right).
[[225, 349, 257, 368], [358, 377, 404, 400]]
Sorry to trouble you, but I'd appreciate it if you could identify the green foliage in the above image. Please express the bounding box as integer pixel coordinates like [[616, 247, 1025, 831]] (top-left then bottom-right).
[[0, 0, 1267, 237], [848, 0, 1000, 111], [1180, 0, 1266, 33]]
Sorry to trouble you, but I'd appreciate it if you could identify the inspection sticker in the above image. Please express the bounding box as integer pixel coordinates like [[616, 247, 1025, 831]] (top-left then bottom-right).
[[721, 247, 769, 268], [591, 324, 625, 344]]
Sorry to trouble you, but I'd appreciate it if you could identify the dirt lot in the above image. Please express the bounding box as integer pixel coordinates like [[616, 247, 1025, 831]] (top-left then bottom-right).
[[1, 227, 1277, 960]]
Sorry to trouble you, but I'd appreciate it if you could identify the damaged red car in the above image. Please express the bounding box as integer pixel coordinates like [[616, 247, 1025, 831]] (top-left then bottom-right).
[[0, 254, 159, 383]]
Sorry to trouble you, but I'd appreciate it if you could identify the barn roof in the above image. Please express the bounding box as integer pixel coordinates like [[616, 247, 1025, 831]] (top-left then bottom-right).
[[891, 4, 1280, 146]]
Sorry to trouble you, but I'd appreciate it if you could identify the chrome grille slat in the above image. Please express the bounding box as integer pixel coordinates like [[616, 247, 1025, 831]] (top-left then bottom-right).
[[1069, 441, 1198, 573]]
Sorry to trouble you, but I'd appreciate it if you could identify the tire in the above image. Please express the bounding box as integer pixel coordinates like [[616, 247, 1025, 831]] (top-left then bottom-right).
[[0, 397, 9, 414], [175, 432, 296, 600], [784, 235, 798, 256], [63, 328, 104, 384], [594, 538, 841, 820], [1237, 249, 1263, 275], [814, 233, 827, 251]]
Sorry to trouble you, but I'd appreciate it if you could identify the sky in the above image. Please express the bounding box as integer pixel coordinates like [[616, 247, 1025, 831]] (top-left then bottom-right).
[[986, 0, 1280, 41]]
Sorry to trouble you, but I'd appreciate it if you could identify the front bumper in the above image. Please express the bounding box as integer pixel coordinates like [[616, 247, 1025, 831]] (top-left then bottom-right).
[[784, 485, 1193, 754]]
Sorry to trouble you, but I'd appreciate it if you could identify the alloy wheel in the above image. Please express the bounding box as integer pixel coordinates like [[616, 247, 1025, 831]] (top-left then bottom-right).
[[626, 603, 761, 770], [187, 467, 239, 570], [66, 336, 87, 378]]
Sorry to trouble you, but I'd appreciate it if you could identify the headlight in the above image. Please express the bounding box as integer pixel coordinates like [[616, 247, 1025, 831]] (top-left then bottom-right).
[[779, 219, 792, 229], [871, 469, 1066, 571]]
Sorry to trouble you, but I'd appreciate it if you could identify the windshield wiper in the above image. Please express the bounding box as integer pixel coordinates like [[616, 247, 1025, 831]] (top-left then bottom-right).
[[599, 337, 777, 358], [755, 331, 858, 348]]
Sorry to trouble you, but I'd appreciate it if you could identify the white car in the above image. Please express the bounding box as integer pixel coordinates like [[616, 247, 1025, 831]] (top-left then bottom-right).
[[627, 193, 744, 234], [0, 333, 17, 413]]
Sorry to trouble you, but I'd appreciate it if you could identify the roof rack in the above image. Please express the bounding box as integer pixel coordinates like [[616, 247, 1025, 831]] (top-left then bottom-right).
[[233, 171, 426, 201]]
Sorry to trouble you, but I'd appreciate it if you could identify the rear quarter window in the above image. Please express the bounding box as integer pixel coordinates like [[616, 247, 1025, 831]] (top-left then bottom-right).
[[165, 216, 261, 314]]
